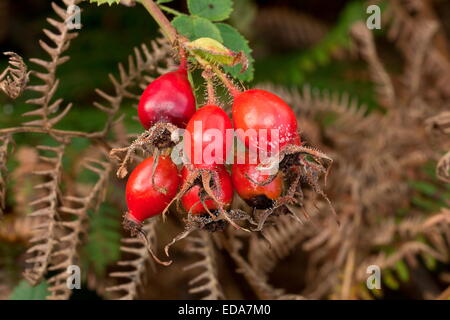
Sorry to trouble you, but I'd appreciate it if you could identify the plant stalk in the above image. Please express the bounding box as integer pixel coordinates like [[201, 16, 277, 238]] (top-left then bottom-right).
[[139, 0, 179, 43]]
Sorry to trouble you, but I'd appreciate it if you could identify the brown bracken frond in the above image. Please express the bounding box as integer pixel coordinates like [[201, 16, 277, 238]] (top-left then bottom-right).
[[23, 143, 66, 285], [24, 0, 81, 128], [184, 232, 224, 300], [350, 21, 396, 109], [0, 135, 12, 218], [222, 229, 306, 300], [255, 7, 329, 50], [248, 214, 306, 276], [107, 219, 158, 300], [0, 52, 29, 99], [46, 157, 111, 300], [94, 38, 176, 137]]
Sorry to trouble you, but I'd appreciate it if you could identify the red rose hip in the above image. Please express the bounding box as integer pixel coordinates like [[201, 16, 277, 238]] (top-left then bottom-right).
[[138, 67, 196, 130], [181, 165, 233, 215], [232, 89, 299, 154], [184, 105, 233, 169], [126, 156, 180, 223], [231, 154, 283, 209]]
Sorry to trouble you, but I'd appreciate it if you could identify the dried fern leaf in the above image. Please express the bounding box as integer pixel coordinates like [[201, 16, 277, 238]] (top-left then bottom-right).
[[248, 215, 306, 276], [255, 7, 328, 50], [224, 231, 305, 300], [23, 143, 66, 285], [184, 231, 224, 300], [0, 52, 29, 99], [95, 38, 175, 135], [24, 0, 81, 128], [0, 135, 12, 217], [436, 151, 450, 183], [386, 0, 450, 99], [46, 158, 111, 300], [350, 21, 396, 109], [107, 219, 158, 300]]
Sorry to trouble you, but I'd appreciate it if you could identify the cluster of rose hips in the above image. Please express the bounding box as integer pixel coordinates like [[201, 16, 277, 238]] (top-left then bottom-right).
[[113, 53, 332, 264]]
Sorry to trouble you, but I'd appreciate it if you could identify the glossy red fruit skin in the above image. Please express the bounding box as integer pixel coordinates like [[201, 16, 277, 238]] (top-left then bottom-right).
[[184, 105, 233, 169], [232, 89, 299, 153], [181, 166, 233, 215], [126, 156, 180, 222], [231, 158, 283, 209], [138, 67, 196, 130]]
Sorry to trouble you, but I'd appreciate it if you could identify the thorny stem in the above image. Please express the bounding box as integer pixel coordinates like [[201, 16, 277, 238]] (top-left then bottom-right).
[[202, 68, 217, 105], [139, 0, 179, 44], [178, 45, 188, 70], [210, 64, 241, 97], [196, 57, 241, 97]]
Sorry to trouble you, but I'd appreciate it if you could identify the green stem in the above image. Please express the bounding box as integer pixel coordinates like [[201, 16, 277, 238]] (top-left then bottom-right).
[[159, 4, 183, 16], [139, 0, 179, 43]]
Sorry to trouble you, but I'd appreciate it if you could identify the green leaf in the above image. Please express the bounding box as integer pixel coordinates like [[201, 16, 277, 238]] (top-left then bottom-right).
[[10, 280, 49, 300], [394, 260, 409, 282], [187, 0, 233, 21], [383, 269, 399, 290], [88, 0, 121, 6], [82, 204, 121, 276], [172, 15, 222, 42], [216, 23, 253, 81], [408, 180, 438, 196], [424, 254, 437, 271], [157, 0, 173, 3]]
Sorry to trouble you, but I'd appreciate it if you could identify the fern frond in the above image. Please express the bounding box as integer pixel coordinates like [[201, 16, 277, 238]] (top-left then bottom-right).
[[436, 151, 450, 183], [94, 38, 175, 136], [46, 158, 111, 300], [23, 143, 66, 285], [0, 135, 12, 217], [248, 215, 306, 276], [184, 232, 224, 300], [107, 219, 158, 300], [255, 7, 328, 50], [350, 21, 396, 109], [426, 111, 450, 182], [224, 230, 306, 300], [256, 83, 368, 129], [0, 52, 29, 99], [24, 0, 81, 128], [386, 0, 450, 99]]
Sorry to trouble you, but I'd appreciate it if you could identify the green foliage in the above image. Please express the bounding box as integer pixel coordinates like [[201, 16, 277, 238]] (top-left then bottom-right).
[[172, 15, 223, 42], [409, 163, 450, 213], [170, 0, 254, 81], [216, 23, 253, 81], [82, 203, 122, 276], [187, 0, 233, 22], [383, 269, 400, 290], [394, 260, 409, 282], [10, 280, 49, 300]]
